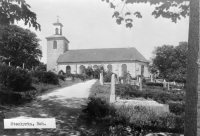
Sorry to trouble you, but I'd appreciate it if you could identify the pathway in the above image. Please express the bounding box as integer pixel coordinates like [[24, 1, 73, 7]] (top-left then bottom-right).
[[1, 79, 97, 136]]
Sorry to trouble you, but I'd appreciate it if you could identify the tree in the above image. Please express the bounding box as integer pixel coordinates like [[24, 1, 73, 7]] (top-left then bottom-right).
[[0, 0, 40, 30], [101, 0, 189, 28], [35, 62, 46, 71], [152, 42, 187, 82], [85, 66, 94, 77], [101, 0, 198, 136], [0, 25, 42, 69]]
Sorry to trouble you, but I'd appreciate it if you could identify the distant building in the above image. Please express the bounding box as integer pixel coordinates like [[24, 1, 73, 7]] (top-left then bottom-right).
[[46, 20, 150, 78]]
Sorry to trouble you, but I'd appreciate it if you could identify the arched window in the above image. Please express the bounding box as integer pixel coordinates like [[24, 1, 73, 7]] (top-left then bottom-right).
[[66, 66, 71, 74], [93, 65, 98, 70], [121, 64, 127, 76], [53, 41, 57, 49], [141, 65, 144, 76], [79, 65, 85, 74], [55, 28, 59, 35], [107, 64, 112, 72]]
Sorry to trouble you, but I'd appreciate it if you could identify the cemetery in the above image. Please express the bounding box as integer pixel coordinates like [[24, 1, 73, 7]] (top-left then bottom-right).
[[77, 72, 185, 135]]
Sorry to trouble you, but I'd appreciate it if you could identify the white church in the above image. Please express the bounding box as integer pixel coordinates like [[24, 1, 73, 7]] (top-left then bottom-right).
[[46, 20, 150, 78]]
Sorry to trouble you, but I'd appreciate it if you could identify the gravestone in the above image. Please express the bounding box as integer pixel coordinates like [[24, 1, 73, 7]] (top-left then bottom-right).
[[139, 77, 142, 91], [163, 79, 166, 89], [99, 72, 103, 86], [110, 74, 115, 103], [127, 73, 130, 84], [121, 79, 124, 84], [167, 82, 170, 90], [150, 75, 153, 82]]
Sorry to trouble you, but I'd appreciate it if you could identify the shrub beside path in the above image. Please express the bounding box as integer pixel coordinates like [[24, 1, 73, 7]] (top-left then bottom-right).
[[0, 79, 97, 136]]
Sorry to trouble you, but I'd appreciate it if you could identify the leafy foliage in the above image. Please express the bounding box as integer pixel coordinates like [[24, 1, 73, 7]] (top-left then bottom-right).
[[31, 71, 59, 85], [0, 64, 33, 92], [85, 66, 94, 78], [79, 97, 184, 135], [146, 82, 163, 87], [115, 84, 185, 104], [152, 42, 187, 83], [168, 101, 185, 115], [0, 25, 42, 69], [35, 63, 46, 71], [0, 0, 41, 30], [103, 72, 117, 82], [101, 0, 189, 28], [0, 89, 36, 105]]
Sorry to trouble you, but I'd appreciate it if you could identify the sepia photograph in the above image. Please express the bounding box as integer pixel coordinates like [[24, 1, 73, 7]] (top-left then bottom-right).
[[0, 0, 198, 135]]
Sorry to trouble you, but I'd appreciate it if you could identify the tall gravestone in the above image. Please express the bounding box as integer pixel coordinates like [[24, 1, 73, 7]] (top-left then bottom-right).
[[150, 75, 153, 82], [139, 77, 142, 91], [99, 71, 103, 86], [163, 79, 166, 89], [110, 74, 115, 103], [127, 73, 130, 84], [167, 82, 170, 90]]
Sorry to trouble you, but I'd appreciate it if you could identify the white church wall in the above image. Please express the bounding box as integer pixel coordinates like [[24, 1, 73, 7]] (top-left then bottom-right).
[[57, 61, 150, 78]]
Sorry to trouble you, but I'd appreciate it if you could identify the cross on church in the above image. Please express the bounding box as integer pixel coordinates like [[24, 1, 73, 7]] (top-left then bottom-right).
[[57, 15, 59, 22]]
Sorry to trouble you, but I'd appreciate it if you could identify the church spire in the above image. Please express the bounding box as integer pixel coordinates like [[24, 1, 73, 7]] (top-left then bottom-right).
[[53, 16, 63, 35], [57, 15, 59, 23]]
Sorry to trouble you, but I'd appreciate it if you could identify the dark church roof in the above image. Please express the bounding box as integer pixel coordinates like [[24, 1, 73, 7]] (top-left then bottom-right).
[[57, 47, 148, 63]]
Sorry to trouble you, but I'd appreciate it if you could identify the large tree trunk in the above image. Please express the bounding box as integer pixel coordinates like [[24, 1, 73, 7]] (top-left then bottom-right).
[[185, 0, 199, 135]]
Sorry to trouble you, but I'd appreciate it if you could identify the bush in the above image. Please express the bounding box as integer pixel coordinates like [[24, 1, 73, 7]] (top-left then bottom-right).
[[79, 97, 184, 135], [31, 71, 59, 85], [57, 74, 66, 81], [104, 72, 117, 82], [115, 84, 185, 104], [0, 64, 32, 92], [116, 106, 184, 134], [116, 84, 142, 99], [73, 74, 89, 81], [0, 90, 36, 105], [146, 82, 163, 87], [81, 97, 116, 124], [168, 101, 185, 115]]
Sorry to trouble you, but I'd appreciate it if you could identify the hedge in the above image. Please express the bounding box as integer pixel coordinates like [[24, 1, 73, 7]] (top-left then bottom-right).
[[31, 71, 59, 85], [168, 101, 185, 115], [79, 97, 184, 135], [0, 90, 36, 105], [0, 64, 32, 92], [115, 84, 185, 104], [146, 82, 163, 87]]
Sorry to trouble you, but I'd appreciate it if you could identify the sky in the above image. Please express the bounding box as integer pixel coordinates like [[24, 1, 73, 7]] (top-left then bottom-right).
[[17, 0, 189, 63]]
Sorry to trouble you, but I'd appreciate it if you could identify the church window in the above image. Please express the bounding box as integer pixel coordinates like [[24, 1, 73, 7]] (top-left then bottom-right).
[[107, 64, 112, 72], [121, 64, 127, 76], [55, 28, 59, 35], [53, 41, 57, 49], [141, 65, 144, 76], [79, 65, 85, 74], [66, 66, 71, 74]]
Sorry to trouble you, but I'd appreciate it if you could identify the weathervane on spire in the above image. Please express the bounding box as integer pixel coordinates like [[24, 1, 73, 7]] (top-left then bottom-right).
[[57, 15, 59, 22]]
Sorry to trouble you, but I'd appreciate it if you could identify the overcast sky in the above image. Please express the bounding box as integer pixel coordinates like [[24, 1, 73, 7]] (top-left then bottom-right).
[[17, 0, 189, 63]]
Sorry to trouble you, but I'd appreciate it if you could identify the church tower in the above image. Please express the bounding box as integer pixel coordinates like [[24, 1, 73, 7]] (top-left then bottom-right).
[[46, 17, 70, 72]]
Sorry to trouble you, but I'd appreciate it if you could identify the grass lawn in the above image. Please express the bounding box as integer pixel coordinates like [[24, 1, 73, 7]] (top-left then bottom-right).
[[89, 80, 110, 102], [0, 79, 88, 136]]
